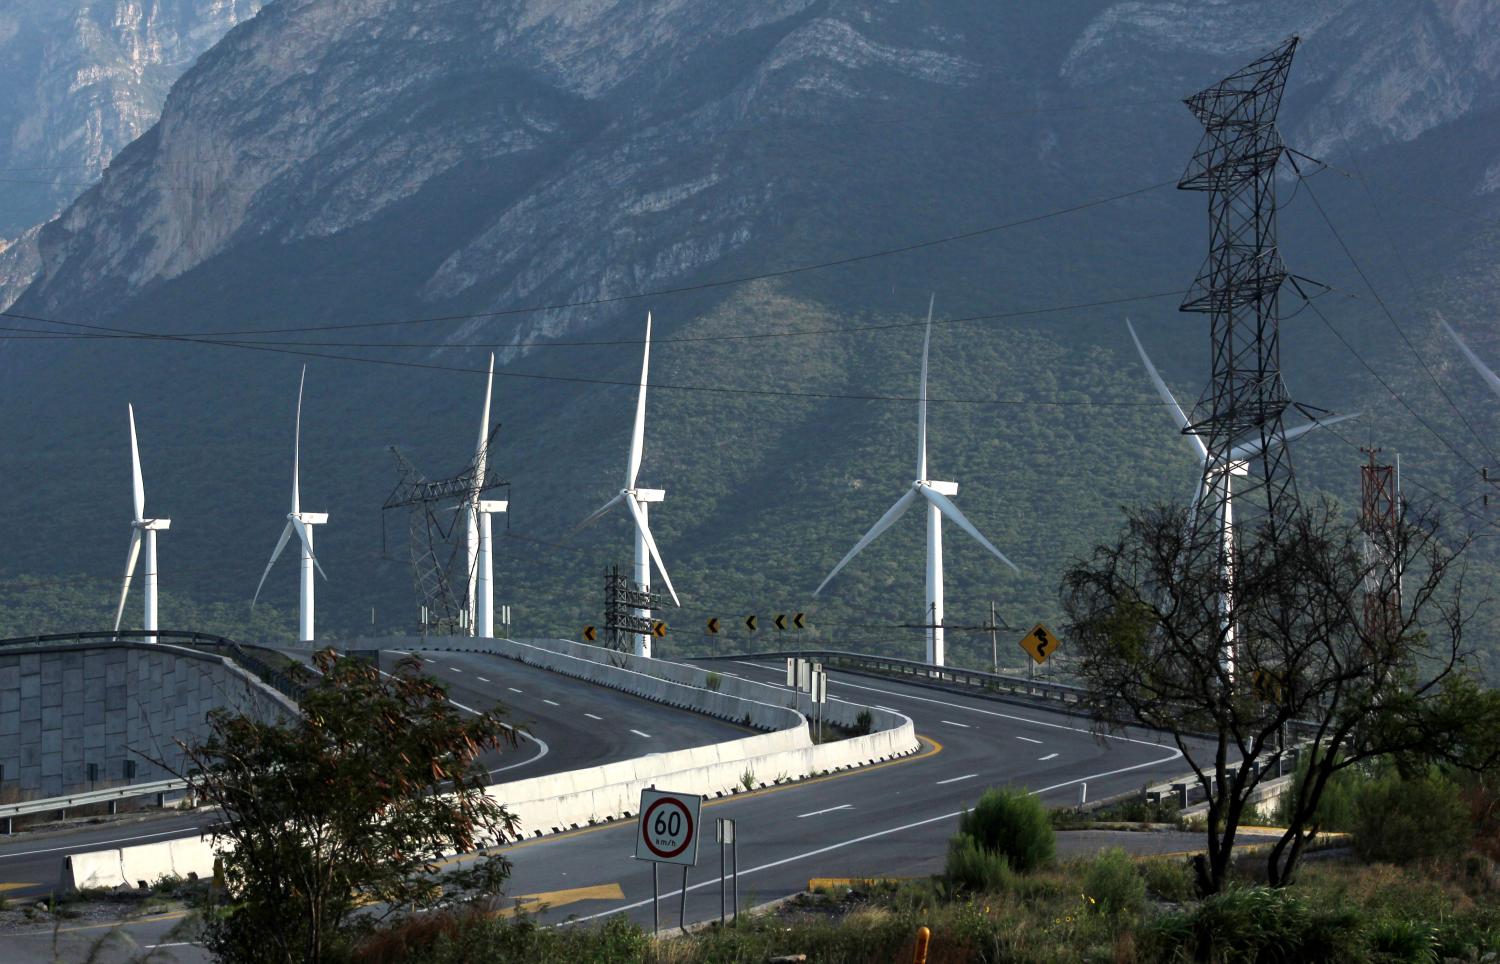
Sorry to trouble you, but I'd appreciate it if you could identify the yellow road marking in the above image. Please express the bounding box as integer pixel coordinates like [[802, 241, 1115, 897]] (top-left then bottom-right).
[[27, 910, 189, 935], [496, 882, 625, 917], [0, 881, 40, 893]]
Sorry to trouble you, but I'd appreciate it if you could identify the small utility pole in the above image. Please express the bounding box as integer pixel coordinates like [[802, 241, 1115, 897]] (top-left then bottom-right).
[[989, 601, 999, 674]]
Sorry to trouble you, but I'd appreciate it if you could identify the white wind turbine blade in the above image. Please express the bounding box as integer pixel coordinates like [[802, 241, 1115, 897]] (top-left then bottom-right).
[[128, 404, 145, 522], [290, 516, 328, 581], [624, 492, 680, 607], [919, 486, 1021, 574], [626, 313, 652, 491], [814, 488, 920, 595], [571, 492, 624, 535], [113, 529, 143, 632], [252, 521, 295, 608], [1228, 411, 1361, 462], [1127, 318, 1207, 460], [473, 352, 494, 493], [1440, 315, 1500, 400], [292, 365, 305, 515], [918, 294, 934, 480]]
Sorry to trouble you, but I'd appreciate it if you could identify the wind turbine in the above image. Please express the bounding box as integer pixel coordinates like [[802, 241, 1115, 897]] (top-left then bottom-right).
[[113, 404, 170, 636], [814, 297, 1019, 667], [252, 367, 328, 642], [1439, 315, 1500, 400], [574, 312, 679, 658], [1126, 318, 1357, 676], [464, 354, 507, 638]]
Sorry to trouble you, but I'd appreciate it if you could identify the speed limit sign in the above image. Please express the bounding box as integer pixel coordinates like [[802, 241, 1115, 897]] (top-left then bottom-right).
[[635, 788, 703, 866]]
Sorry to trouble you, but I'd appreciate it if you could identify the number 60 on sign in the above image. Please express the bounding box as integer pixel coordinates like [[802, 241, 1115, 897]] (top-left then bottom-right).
[[635, 788, 703, 867]]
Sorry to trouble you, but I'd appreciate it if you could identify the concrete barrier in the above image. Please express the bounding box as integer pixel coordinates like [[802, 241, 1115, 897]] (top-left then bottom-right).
[[65, 835, 216, 891]]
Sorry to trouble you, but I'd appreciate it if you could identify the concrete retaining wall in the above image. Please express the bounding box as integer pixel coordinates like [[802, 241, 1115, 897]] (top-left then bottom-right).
[[0, 642, 296, 798]]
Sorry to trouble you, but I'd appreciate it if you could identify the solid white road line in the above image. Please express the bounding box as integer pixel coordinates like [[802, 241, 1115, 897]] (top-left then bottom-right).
[[0, 827, 188, 860], [564, 745, 1184, 926], [585, 713, 603, 721], [1039, 753, 1059, 761], [376, 658, 550, 774], [940, 720, 971, 728], [543, 699, 560, 706], [797, 804, 853, 818], [827, 676, 1176, 753], [630, 729, 652, 739], [935, 774, 977, 785], [733, 660, 769, 670], [1015, 736, 1043, 744]]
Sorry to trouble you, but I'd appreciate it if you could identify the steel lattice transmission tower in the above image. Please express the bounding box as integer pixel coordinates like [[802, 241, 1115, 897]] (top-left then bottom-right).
[[381, 424, 507, 635], [1179, 36, 1301, 555], [1359, 447, 1401, 643]]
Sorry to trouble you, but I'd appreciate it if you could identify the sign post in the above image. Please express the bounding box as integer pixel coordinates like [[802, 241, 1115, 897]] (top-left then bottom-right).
[[810, 669, 828, 742], [636, 788, 703, 935], [716, 817, 738, 925]]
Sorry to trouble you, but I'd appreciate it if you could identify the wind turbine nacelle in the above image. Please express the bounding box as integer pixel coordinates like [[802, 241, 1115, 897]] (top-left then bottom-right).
[[296, 512, 330, 524], [139, 519, 171, 531], [923, 481, 959, 496], [477, 500, 509, 513], [635, 488, 666, 504]]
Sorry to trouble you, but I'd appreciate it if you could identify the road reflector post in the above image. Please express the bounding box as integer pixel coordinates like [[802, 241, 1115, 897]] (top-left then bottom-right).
[[914, 925, 931, 964], [717, 817, 738, 925], [1078, 782, 1087, 808]]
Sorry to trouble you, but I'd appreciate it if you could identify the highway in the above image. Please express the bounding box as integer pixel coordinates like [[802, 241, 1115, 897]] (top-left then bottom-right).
[[470, 656, 1194, 929], [0, 649, 750, 898], [0, 653, 1198, 960]]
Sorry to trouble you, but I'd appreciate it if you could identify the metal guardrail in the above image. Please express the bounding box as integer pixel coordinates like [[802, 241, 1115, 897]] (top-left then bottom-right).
[[0, 630, 309, 701], [0, 778, 191, 834], [696, 649, 1086, 706]]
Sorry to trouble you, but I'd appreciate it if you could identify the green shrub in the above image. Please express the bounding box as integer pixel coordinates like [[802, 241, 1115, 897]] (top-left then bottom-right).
[[1142, 886, 1367, 963], [1141, 858, 1196, 903], [957, 787, 1055, 874], [1083, 847, 1145, 918], [944, 832, 1014, 893], [854, 709, 873, 735], [1354, 769, 1471, 866], [1274, 755, 1365, 832], [1369, 917, 1439, 964], [704, 672, 722, 692]]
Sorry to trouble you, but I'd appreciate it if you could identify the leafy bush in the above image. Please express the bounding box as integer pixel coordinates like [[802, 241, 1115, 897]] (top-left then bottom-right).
[[1354, 769, 1472, 866], [1083, 847, 1145, 918], [854, 709, 873, 735], [1141, 886, 1367, 963], [704, 672, 722, 692], [1274, 755, 1365, 833], [944, 832, 1014, 893], [1140, 858, 1196, 903], [1368, 917, 1439, 964], [956, 787, 1055, 874]]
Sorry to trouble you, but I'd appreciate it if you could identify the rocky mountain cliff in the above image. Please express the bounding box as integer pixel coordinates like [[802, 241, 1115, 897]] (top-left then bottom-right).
[[0, 0, 263, 312], [4, 0, 1500, 666]]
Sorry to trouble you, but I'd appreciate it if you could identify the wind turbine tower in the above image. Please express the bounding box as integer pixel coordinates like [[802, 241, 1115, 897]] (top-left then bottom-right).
[[815, 298, 1019, 666], [1126, 318, 1356, 676], [253, 367, 329, 642], [465, 354, 507, 637], [574, 313, 680, 658], [113, 404, 171, 636]]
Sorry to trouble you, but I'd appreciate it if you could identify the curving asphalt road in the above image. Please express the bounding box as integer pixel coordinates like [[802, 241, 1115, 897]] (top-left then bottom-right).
[[0, 653, 1202, 960], [455, 656, 1197, 930], [0, 648, 750, 900]]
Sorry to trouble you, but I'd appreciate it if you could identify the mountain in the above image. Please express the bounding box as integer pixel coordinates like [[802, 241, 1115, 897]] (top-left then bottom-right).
[[4, 0, 1500, 672], [0, 0, 265, 236]]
